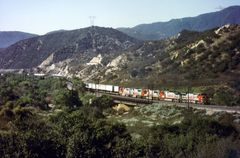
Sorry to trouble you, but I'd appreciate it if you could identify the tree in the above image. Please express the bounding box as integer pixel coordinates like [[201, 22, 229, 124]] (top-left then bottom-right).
[[53, 90, 82, 108], [213, 87, 237, 106], [0, 107, 64, 158], [90, 95, 114, 111]]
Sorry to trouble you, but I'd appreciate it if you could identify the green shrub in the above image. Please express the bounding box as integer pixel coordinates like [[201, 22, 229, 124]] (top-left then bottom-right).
[[213, 87, 237, 106], [90, 95, 114, 110], [53, 90, 82, 108]]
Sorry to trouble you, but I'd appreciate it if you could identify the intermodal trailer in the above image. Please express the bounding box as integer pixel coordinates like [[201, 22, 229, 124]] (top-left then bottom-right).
[[86, 83, 96, 90], [113, 86, 119, 93]]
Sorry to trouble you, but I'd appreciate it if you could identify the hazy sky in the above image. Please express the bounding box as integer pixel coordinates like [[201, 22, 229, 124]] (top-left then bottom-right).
[[0, 0, 240, 34]]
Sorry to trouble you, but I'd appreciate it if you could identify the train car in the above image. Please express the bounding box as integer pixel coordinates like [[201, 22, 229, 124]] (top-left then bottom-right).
[[141, 89, 149, 98], [105, 85, 113, 92], [181, 93, 204, 103], [119, 87, 139, 97], [132, 88, 142, 98], [148, 90, 160, 99], [97, 84, 105, 91], [181, 93, 193, 103], [86, 83, 96, 90], [141, 89, 160, 99], [119, 87, 131, 96], [86, 83, 97, 90], [113, 86, 119, 93], [128, 88, 134, 97], [195, 93, 208, 104], [86, 83, 119, 94], [85, 83, 90, 89], [159, 91, 180, 102], [86, 83, 209, 105]]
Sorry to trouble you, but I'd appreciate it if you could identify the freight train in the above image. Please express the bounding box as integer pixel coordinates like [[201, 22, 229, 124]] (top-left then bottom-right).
[[85, 83, 208, 104]]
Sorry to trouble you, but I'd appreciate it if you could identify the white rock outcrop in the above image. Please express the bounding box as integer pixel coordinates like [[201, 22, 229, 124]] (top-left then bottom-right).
[[190, 40, 206, 49], [214, 24, 230, 35], [38, 53, 54, 68], [87, 54, 103, 65], [105, 55, 127, 75]]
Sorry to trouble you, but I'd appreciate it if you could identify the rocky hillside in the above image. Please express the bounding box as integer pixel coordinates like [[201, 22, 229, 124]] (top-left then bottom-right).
[[118, 6, 240, 40], [0, 26, 139, 77], [0, 31, 37, 48], [100, 24, 240, 87], [1, 25, 240, 88]]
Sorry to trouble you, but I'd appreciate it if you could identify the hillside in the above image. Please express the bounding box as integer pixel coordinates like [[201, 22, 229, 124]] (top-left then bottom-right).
[[0, 26, 139, 77], [1, 25, 240, 88], [0, 31, 37, 48], [118, 6, 240, 40], [98, 25, 240, 88]]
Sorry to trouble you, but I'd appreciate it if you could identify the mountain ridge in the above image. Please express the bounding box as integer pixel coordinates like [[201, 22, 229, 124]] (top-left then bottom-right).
[[0, 31, 38, 48], [0, 25, 240, 88], [0, 26, 140, 77], [118, 6, 240, 40]]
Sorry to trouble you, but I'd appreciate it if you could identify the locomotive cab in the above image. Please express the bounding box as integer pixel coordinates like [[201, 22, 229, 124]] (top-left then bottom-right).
[[197, 93, 209, 104]]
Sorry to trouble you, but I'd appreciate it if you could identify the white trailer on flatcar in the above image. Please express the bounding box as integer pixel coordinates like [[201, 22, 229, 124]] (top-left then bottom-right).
[[105, 85, 113, 92], [113, 86, 119, 93], [86, 83, 96, 89]]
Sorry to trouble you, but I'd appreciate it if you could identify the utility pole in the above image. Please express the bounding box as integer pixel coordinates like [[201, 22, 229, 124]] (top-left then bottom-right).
[[152, 84, 154, 101], [149, 84, 154, 101], [148, 85, 150, 103], [96, 78, 100, 97], [95, 82, 97, 96], [187, 86, 190, 109], [147, 84, 154, 103]]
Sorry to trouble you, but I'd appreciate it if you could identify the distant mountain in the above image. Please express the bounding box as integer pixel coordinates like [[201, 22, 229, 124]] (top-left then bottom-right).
[[0, 31, 37, 48], [0, 26, 139, 78], [118, 6, 240, 40]]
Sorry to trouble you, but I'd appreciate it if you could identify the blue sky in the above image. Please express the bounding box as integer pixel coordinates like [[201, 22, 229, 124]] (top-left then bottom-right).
[[0, 0, 239, 34]]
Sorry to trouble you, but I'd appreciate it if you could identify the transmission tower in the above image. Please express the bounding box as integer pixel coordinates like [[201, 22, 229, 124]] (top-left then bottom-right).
[[89, 16, 96, 26], [89, 16, 96, 52]]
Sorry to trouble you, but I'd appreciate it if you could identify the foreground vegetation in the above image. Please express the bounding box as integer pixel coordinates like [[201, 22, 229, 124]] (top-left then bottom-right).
[[0, 74, 240, 158]]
